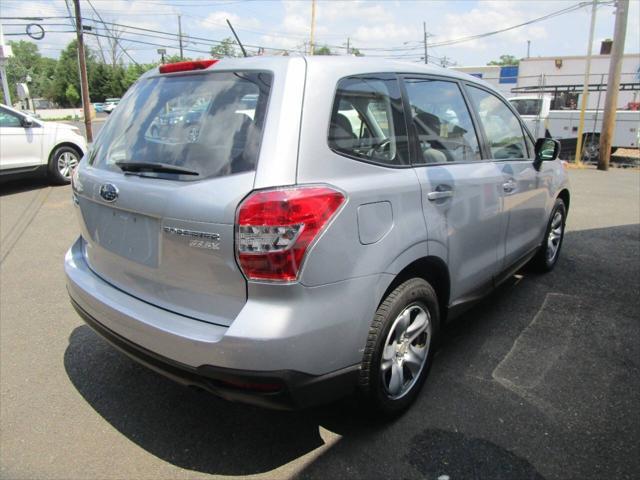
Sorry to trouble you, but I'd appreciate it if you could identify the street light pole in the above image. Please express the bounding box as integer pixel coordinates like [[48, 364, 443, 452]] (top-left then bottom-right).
[[73, 0, 93, 143]]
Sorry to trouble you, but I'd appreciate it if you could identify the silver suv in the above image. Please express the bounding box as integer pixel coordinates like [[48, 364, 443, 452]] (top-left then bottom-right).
[[65, 57, 569, 414]]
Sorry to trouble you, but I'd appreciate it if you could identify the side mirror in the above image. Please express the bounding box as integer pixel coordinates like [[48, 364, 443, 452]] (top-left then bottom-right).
[[533, 137, 560, 170], [21, 116, 34, 128]]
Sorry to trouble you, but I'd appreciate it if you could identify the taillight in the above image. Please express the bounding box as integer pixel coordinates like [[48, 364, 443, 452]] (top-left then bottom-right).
[[159, 59, 218, 74], [236, 186, 346, 282]]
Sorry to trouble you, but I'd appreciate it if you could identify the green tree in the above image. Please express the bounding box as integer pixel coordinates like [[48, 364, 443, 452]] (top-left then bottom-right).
[[210, 38, 239, 58], [124, 63, 153, 90], [164, 54, 188, 63], [53, 40, 89, 106], [3, 41, 45, 104], [487, 54, 520, 66], [37, 57, 58, 101], [88, 62, 109, 102], [65, 84, 80, 106], [314, 45, 332, 56], [349, 47, 364, 57], [106, 65, 127, 98]]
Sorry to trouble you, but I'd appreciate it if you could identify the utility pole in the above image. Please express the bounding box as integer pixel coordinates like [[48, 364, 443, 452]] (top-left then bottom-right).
[[73, 0, 93, 143], [527, 40, 531, 58], [598, 0, 629, 171], [178, 15, 184, 60], [346, 37, 350, 55], [309, 0, 316, 55], [574, 0, 597, 165], [423, 21, 428, 64]]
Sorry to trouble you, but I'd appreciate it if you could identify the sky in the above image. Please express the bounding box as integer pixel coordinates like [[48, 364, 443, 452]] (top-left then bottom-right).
[[1, 0, 639, 67]]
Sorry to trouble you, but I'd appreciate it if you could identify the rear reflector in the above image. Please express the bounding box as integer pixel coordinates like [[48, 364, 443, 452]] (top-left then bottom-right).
[[236, 186, 346, 282], [159, 59, 218, 74], [217, 378, 282, 393]]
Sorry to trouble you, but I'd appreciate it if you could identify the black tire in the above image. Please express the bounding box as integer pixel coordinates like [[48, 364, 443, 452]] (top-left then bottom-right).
[[358, 278, 440, 416], [529, 198, 567, 272], [48, 145, 81, 185]]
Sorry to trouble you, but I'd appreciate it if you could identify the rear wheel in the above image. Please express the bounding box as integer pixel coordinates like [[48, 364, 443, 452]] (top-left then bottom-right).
[[48, 145, 80, 184], [358, 278, 439, 416]]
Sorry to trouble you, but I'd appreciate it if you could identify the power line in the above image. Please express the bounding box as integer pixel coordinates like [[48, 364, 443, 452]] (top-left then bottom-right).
[[79, 17, 307, 54], [1, 0, 615, 63], [84, 31, 213, 56], [323, 0, 603, 53], [428, 1, 599, 48], [86, 0, 140, 66]]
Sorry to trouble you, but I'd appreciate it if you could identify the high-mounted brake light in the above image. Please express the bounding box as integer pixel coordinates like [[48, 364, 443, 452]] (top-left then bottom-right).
[[236, 186, 346, 282], [159, 59, 218, 74]]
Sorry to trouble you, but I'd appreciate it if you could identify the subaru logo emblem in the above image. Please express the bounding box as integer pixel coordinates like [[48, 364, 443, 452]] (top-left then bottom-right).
[[99, 183, 119, 202]]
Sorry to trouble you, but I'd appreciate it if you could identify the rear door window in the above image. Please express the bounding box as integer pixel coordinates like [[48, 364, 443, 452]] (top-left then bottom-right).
[[403, 78, 481, 163], [328, 74, 409, 166], [90, 71, 273, 180]]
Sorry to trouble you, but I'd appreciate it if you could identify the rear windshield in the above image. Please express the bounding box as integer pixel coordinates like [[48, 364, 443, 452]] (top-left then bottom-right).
[[90, 71, 272, 181]]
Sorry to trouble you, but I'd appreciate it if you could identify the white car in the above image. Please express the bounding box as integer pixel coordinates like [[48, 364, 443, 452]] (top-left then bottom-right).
[[102, 98, 121, 114], [0, 104, 87, 184]]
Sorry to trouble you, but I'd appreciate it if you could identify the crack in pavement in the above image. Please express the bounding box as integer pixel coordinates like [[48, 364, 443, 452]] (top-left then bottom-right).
[[0, 187, 52, 265]]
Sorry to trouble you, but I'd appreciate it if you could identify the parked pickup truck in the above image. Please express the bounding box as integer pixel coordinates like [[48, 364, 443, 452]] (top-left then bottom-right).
[[509, 95, 640, 161]]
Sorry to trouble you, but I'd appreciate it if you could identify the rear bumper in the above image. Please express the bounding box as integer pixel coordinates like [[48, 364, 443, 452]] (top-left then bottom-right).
[[71, 297, 358, 410], [65, 236, 385, 409]]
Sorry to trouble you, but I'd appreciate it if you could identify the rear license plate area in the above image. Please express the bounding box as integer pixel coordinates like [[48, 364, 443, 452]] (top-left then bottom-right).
[[81, 199, 159, 267]]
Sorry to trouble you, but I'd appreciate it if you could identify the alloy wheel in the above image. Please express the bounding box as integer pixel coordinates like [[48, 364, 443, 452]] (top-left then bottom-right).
[[546, 210, 564, 262], [57, 151, 79, 179], [380, 304, 431, 399]]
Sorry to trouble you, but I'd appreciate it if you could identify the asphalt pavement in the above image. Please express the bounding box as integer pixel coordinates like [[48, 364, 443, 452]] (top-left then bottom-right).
[[0, 168, 639, 480]]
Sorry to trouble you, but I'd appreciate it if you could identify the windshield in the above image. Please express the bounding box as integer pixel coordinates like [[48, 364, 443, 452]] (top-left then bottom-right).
[[90, 71, 272, 181], [509, 98, 542, 116]]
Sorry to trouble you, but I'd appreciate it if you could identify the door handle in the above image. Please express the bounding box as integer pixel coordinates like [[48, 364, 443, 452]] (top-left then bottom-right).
[[427, 190, 453, 201], [503, 179, 516, 193]]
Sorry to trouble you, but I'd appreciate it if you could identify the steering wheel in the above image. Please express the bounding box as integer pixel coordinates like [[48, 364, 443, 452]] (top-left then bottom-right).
[[367, 138, 391, 159]]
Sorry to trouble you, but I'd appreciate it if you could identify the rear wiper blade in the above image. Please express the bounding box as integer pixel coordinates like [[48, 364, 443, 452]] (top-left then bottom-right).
[[115, 161, 199, 176]]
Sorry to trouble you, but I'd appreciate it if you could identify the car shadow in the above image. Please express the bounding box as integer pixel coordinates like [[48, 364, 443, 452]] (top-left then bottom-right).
[[63, 224, 639, 478], [64, 324, 380, 476], [64, 323, 542, 478], [0, 177, 57, 196]]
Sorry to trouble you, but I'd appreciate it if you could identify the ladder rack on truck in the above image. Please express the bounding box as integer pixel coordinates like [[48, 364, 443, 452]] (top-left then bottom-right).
[[509, 82, 640, 163]]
